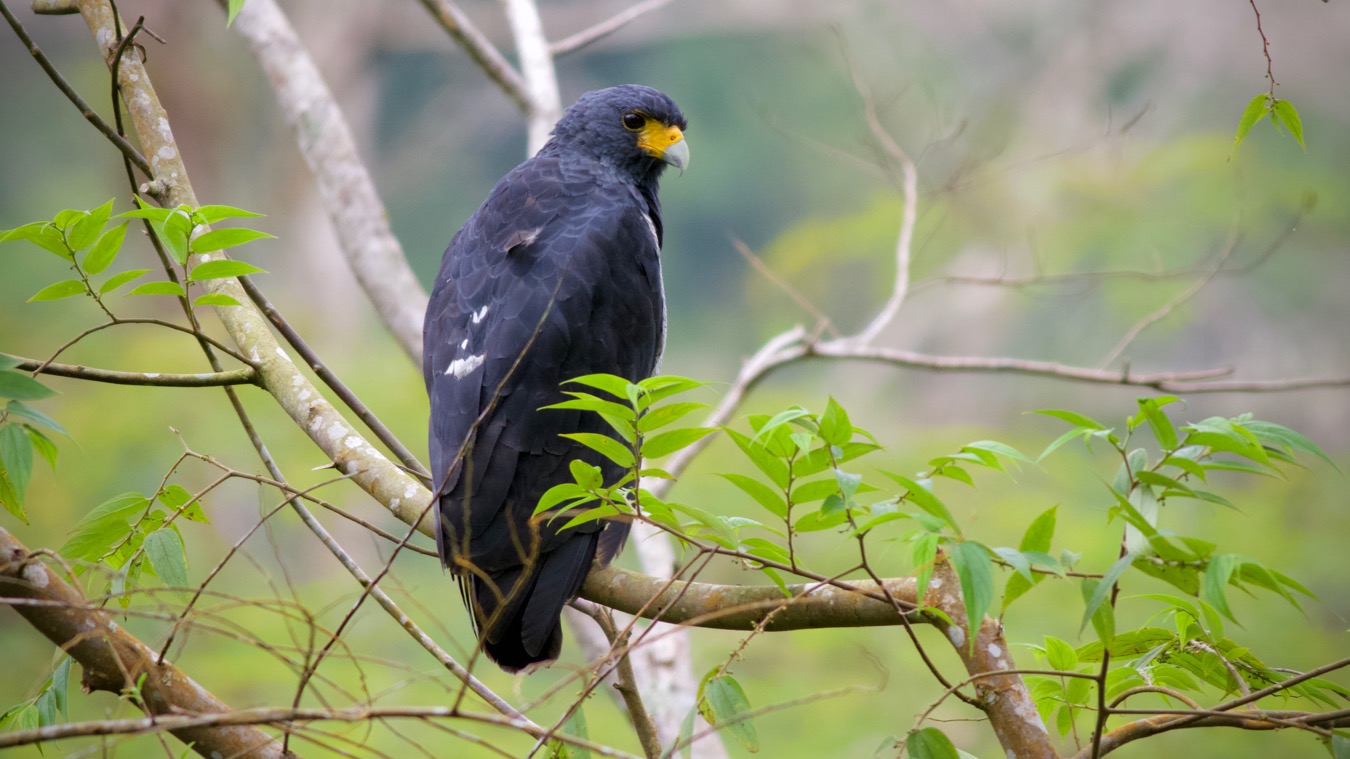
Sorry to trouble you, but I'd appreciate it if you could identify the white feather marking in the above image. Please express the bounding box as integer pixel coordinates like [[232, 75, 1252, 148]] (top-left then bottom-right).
[[642, 213, 659, 248], [459, 338, 468, 349], [471, 305, 490, 324], [446, 354, 484, 379]]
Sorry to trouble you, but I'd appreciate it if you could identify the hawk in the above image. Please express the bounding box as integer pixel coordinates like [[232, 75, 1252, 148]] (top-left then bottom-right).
[[424, 85, 688, 671]]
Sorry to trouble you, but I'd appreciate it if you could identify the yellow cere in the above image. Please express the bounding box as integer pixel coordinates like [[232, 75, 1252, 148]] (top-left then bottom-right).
[[637, 121, 685, 160]]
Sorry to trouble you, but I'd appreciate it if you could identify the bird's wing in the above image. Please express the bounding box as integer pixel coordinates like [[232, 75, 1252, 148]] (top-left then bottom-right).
[[424, 160, 664, 572]]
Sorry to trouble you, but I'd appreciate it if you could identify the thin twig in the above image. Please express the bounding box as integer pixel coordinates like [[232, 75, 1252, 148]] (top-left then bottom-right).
[[416, 0, 531, 113], [11, 355, 257, 387], [0, 0, 151, 177], [239, 275, 430, 482], [549, 0, 677, 56]]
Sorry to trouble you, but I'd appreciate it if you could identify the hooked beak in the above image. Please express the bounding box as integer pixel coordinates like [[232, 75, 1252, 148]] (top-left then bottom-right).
[[638, 123, 689, 174]]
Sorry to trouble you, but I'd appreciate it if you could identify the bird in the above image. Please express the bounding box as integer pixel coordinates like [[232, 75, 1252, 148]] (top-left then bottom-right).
[[423, 85, 688, 672]]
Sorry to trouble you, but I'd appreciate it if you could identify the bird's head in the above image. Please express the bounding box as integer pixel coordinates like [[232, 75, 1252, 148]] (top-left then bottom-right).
[[547, 85, 689, 182]]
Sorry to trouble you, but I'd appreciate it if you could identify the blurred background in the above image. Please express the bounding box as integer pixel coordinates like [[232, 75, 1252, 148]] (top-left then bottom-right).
[[1, 0, 1348, 756]]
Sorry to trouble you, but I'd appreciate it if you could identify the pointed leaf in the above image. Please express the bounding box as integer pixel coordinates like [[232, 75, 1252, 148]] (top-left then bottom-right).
[[128, 281, 186, 297], [1233, 94, 1269, 151], [28, 279, 87, 302], [559, 433, 633, 469], [187, 259, 268, 281], [195, 204, 263, 223], [99, 268, 151, 295], [192, 293, 243, 308], [907, 726, 960, 759], [143, 528, 189, 589], [950, 541, 994, 649], [0, 370, 56, 401], [1081, 554, 1134, 634], [641, 426, 715, 459], [82, 222, 128, 275], [1270, 99, 1306, 150]]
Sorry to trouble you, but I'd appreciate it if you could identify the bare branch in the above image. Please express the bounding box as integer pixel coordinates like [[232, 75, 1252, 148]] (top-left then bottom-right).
[[0, 526, 289, 758], [230, 0, 428, 362], [416, 0, 531, 112], [581, 564, 918, 630], [549, 0, 677, 57], [502, 0, 561, 153], [10, 354, 257, 387], [0, 704, 638, 757], [0, 0, 150, 176]]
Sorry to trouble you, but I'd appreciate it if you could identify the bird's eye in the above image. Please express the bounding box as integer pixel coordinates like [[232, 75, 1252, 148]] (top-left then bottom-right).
[[622, 112, 646, 131]]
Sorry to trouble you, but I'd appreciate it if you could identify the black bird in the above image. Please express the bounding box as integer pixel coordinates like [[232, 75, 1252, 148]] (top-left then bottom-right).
[[423, 85, 688, 672]]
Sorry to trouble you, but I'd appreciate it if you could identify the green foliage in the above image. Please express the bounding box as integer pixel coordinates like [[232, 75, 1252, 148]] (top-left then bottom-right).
[[905, 726, 960, 759], [698, 668, 758, 753], [0, 656, 70, 747], [1233, 94, 1307, 153], [1, 199, 271, 319]]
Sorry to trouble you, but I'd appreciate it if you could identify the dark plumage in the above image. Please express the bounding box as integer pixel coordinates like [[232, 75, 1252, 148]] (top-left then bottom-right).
[[423, 85, 688, 672]]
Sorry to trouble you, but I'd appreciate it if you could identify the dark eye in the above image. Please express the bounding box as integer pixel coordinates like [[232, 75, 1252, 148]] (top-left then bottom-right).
[[622, 112, 645, 131]]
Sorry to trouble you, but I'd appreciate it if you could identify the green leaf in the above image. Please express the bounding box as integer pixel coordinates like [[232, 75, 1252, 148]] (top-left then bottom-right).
[[0, 370, 56, 401], [634, 374, 708, 410], [560, 433, 633, 469], [0, 469, 26, 523], [153, 207, 195, 265], [544, 395, 636, 422], [636, 401, 705, 433], [718, 473, 786, 518], [226, 0, 247, 26], [128, 281, 186, 298], [99, 269, 151, 295], [882, 472, 959, 535], [189, 228, 275, 254], [6, 401, 68, 437], [1137, 396, 1180, 450], [187, 259, 268, 281], [143, 528, 189, 589], [1081, 553, 1134, 634], [725, 428, 789, 489], [1271, 99, 1306, 150], [25, 426, 58, 470], [51, 656, 70, 717], [1033, 408, 1108, 430], [1043, 635, 1078, 670], [699, 674, 758, 753], [1201, 553, 1239, 622], [907, 726, 960, 759], [27, 279, 87, 302], [4, 222, 72, 259], [1079, 578, 1116, 642], [1233, 94, 1269, 151], [82, 222, 128, 275], [77, 492, 151, 527], [564, 373, 635, 400], [1330, 734, 1350, 759], [192, 293, 243, 308], [1245, 420, 1336, 470], [195, 204, 263, 223], [950, 541, 994, 649], [641, 426, 715, 459], [818, 396, 853, 447], [1, 423, 34, 505]]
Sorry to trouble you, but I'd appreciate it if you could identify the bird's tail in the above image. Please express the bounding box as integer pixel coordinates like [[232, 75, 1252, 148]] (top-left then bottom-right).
[[467, 532, 599, 672]]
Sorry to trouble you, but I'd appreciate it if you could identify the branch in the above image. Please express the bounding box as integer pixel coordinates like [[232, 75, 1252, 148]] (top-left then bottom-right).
[[10, 354, 258, 387], [416, 0, 531, 113], [74, 0, 431, 533], [0, 704, 638, 757], [229, 0, 428, 362], [549, 0, 677, 57], [502, 0, 561, 153], [0, 526, 290, 758], [0, 0, 150, 176], [581, 564, 918, 630]]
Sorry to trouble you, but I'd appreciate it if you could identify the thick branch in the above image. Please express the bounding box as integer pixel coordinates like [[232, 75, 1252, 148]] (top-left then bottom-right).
[[11, 355, 258, 387], [0, 526, 289, 758], [231, 0, 428, 362], [75, 0, 431, 533], [502, 0, 561, 153], [581, 564, 918, 630]]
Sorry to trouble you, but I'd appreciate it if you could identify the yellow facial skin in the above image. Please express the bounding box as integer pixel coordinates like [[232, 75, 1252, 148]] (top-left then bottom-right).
[[635, 120, 689, 172]]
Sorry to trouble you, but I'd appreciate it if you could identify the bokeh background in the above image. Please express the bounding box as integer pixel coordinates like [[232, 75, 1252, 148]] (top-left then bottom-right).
[[1, 1, 1348, 756]]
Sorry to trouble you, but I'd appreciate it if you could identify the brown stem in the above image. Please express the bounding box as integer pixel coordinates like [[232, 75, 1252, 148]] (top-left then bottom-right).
[[0, 526, 290, 758]]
